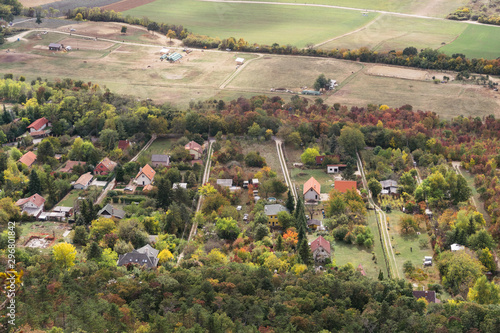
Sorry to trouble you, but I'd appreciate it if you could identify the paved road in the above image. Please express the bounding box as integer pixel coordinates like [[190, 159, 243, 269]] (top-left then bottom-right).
[[356, 151, 400, 279], [274, 138, 297, 205]]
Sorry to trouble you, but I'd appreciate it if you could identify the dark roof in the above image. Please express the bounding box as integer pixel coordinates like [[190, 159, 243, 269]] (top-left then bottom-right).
[[307, 219, 321, 226], [151, 154, 170, 163], [117, 250, 158, 268], [98, 204, 125, 219], [48, 43, 61, 48], [264, 204, 289, 216], [380, 180, 398, 188], [412, 290, 438, 303]]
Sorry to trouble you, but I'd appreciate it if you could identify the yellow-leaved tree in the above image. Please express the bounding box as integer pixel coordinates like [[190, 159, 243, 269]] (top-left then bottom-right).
[[158, 249, 174, 264], [53, 243, 77, 268]]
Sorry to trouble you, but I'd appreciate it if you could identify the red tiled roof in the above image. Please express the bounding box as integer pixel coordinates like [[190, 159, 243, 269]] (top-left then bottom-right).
[[185, 141, 203, 152], [19, 151, 37, 167], [303, 176, 320, 195], [118, 140, 130, 150], [136, 164, 156, 181], [60, 161, 86, 173], [327, 164, 347, 167], [334, 180, 357, 193], [16, 193, 46, 208], [27, 117, 49, 131], [75, 172, 93, 186], [98, 157, 117, 171], [310, 236, 331, 254], [143, 184, 154, 192]]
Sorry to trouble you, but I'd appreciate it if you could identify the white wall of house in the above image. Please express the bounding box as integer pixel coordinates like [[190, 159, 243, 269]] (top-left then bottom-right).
[[136, 173, 153, 186], [29, 123, 47, 133], [313, 248, 329, 262], [304, 188, 319, 201], [327, 166, 339, 174]]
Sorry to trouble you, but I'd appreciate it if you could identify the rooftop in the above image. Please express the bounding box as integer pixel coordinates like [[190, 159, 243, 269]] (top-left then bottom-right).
[[27, 117, 49, 131], [19, 151, 37, 167], [334, 180, 357, 193], [136, 164, 156, 181], [264, 204, 289, 216], [310, 236, 331, 254], [303, 177, 320, 195]]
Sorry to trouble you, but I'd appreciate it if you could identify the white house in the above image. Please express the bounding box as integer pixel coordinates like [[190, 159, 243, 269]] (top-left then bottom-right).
[[15, 193, 45, 218], [134, 164, 156, 186], [451, 243, 465, 252], [236, 57, 244, 65], [326, 164, 346, 174], [74, 172, 93, 190], [303, 177, 320, 202], [310, 236, 331, 262]]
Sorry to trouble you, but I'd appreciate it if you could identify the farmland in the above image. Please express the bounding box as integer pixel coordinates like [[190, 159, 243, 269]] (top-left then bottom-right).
[[439, 24, 500, 60]]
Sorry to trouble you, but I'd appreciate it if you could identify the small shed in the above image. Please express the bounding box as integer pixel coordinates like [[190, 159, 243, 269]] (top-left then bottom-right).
[[160, 48, 170, 54], [48, 43, 62, 51], [235, 57, 244, 65]]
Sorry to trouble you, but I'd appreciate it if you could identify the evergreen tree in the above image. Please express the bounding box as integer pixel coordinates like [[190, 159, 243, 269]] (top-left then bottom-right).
[[378, 269, 384, 281], [115, 164, 124, 182], [156, 176, 172, 209], [87, 241, 102, 261], [276, 234, 284, 251], [298, 238, 311, 265], [294, 198, 307, 244], [47, 175, 57, 206], [73, 226, 88, 246], [80, 198, 98, 226], [28, 170, 42, 195], [285, 189, 295, 213]]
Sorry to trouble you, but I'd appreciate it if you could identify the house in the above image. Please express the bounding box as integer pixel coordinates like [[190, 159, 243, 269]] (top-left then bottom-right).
[[310, 236, 331, 262], [27, 117, 50, 133], [303, 177, 321, 202], [316, 155, 339, 166], [48, 43, 62, 51], [327, 164, 347, 174], [235, 57, 244, 65], [94, 157, 117, 175], [60, 161, 86, 173], [142, 184, 154, 193], [38, 211, 66, 221], [52, 206, 73, 217], [412, 290, 439, 303], [451, 243, 465, 252], [160, 48, 170, 54], [216, 179, 233, 187], [19, 151, 37, 167], [15, 193, 45, 218], [307, 219, 321, 230], [117, 244, 159, 268], [151, 154, 170, 168], [185, 141, 204, 160], [134, 164, 156, 186], [118, 140, 131, 151], [30, 130, 50, 138], [333, 180, 357, 193], [264, 204, 289, 227], [98, 204, 126, 219], [252, 179, 259, 187], [74, 172, 93, 190], [380, 179, 398, 195]]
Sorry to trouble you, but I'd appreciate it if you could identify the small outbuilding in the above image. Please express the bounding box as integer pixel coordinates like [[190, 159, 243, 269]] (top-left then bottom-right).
[[48, 43, 62, 51], [235, 57, 244, 65]]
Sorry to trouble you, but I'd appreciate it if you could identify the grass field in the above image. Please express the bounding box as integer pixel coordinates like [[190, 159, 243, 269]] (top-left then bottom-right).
[[58, 189, 83, 207], [240, 140, 285, 181], [291, 168, 334, 194], [125, 0, 375, 48], [143, 137, 178, 155], [439, 24, 500, 60]]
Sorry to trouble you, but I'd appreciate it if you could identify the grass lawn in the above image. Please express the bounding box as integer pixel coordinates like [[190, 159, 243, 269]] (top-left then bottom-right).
[[58, 190, 83, 207], [144, 137, 179, 155], [459, 170, 490, 222], [125, 0, 374, 48], [291, 168, 334, 194], [240, 140, 284, 181], [440, 24, 500, 60]]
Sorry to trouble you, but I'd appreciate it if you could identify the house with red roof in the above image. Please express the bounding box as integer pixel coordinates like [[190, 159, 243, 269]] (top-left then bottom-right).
[[60, 161, 86, 173], [310, 236, 331, 262], [19, 151, 37, 167], [15, 193, 46, 218], [118, 140, 131, 151], [303, 176, 321, 202], [185, 141, 204, 160], [27, 117, 50, 133], [134, 164, 156, 186], [315, 155, 339, 166], [334, 180, 357, 193], [94, 157, 117, 175]]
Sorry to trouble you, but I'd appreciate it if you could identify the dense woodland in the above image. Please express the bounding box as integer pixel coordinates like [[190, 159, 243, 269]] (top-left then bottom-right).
[[0, 75, 500, 331]]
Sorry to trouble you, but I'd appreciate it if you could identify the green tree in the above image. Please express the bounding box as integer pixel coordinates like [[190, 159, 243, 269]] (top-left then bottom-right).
[[313, 74, 328, 91], [37, 139, 55, 164], [28, 169, 42, 195], [468, 275, 500, 304], [399, 171, 416, 194], [247, 122, 261, 138], [121, 26, 127, 34], [285, 189, 295, 213], [254, 224, 269, 241], [338, 127, 365, 156], [36, 9, 42, 25], [277, 211, 294, 230], [99, 129, 119, 151], [300, 147, 320, 166], [87, 241, 102, 261], [216, 217, 240, 241], [156, 176, 172, 209], [298, 238, 312, 265], [468, 230, 495, 251], [438, 250, 485, 296], [367, 178, 382, 197], [72, 226, 88, 246], [115, 164, 124, 182], [276, 234, 284, 251], [478, 248, 496, 272]]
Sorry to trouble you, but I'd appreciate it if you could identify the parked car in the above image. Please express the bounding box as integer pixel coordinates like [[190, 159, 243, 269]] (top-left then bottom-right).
[[243, 214, 249, 222]]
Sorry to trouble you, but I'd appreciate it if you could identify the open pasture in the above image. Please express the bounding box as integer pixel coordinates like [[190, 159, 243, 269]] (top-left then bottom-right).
[[439, 24, 500, 60], [125, 0, 374, 48]]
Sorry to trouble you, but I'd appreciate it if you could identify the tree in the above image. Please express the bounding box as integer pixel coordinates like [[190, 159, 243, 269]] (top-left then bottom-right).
[[339, 127, 365, 156], [254, 224, 269, 241], [147, 22, 160, 34], [72, 226, 88, 246], [37, 139, 55, 163], [276, 234, 284, 251], [468, 230, 495, 251], [90, 217, 117, 241], [300, 147, 320, 166], [52, 242, 77, 268], [277, 211, 294, 230], [28, 169, 42, 195], [437, 250, 485, 296], [87, 241, 102, 261], [245, 151, 266, 167], [121, 26, 127, 34], [158, 249, 174, 264], [399, 171, 416, 194], [313, 74, 328, 91], [115, 164, 124, 182], [468, 275, 500, 304], [402, 47, 418, 56], [477, 248, 496, 272], [166, 29, 176, 42], [99, 129, 119, 151], [285, 189, 295, 213], [36, 9, 42, 25], [298, 238, 312, 265], [156, 176, 172, 209], [367, 178, 382, 197], [216, 217, 240, 241], [75, 13, 83, 21]]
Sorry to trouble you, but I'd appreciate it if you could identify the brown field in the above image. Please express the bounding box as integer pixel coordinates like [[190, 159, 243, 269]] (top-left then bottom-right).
[[19, 0, 63, 6], [102, 0, 155, 11], [366, 65, 431, 80]]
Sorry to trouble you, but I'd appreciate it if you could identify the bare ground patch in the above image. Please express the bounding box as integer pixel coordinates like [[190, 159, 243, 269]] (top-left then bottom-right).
[[58, 38, 114, 50], [102, 0, 156, 11], [366, 65, 431, 80]]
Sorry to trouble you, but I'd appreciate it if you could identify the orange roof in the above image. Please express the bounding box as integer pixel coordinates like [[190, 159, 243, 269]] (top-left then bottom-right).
[[185, 141, 203, 152], [143, 184, 155, 192], [136, 164, 156, 181], [75, 172, 93, 186], [16, 193, 46, 208], [27, 117, 49, 131], [99, 157, 117, 171], [334, 180, 357, 193], [303, 176, 320, 195], [310, 236, 331, 254], [19, 151, 37, 167]]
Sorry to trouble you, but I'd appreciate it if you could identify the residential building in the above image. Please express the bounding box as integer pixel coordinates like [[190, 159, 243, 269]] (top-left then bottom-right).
[[307, 219, 321, 230], [118, 140, 131, 151], [15, 193, 45, 218], [264, 204, 289, 227], [333, 180, 357, 193], [134, 164, 156, 186], [303, 177, 321, 202], [380, 179, 398, 195], [412, 290, 439, 303], [151, 154, 170, 168], [48, 43, 62, 51], [310, 236, 331, 262], [27, 117, 50, 133], [60, 160, 86, 173], [74, 172, 93, 190], [216, 179, 233, 187], [98, 204, 126, 219], [185, 141, 204, 159], [315, 155, 338, 166], [19, 151, 37, 167], [94, 157, 117, 175], [327, 164, 347, 174], [52, 206, 73, 217], [117, 244, 159, 268]]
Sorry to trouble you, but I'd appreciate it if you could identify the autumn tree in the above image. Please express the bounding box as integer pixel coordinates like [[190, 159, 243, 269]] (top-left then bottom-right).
[[53, 242, 77, 268], [468, 275, 500, 304], [300, 147, 320, 166], [367, 178, 382, 197], [166, 29, 176, 42]]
